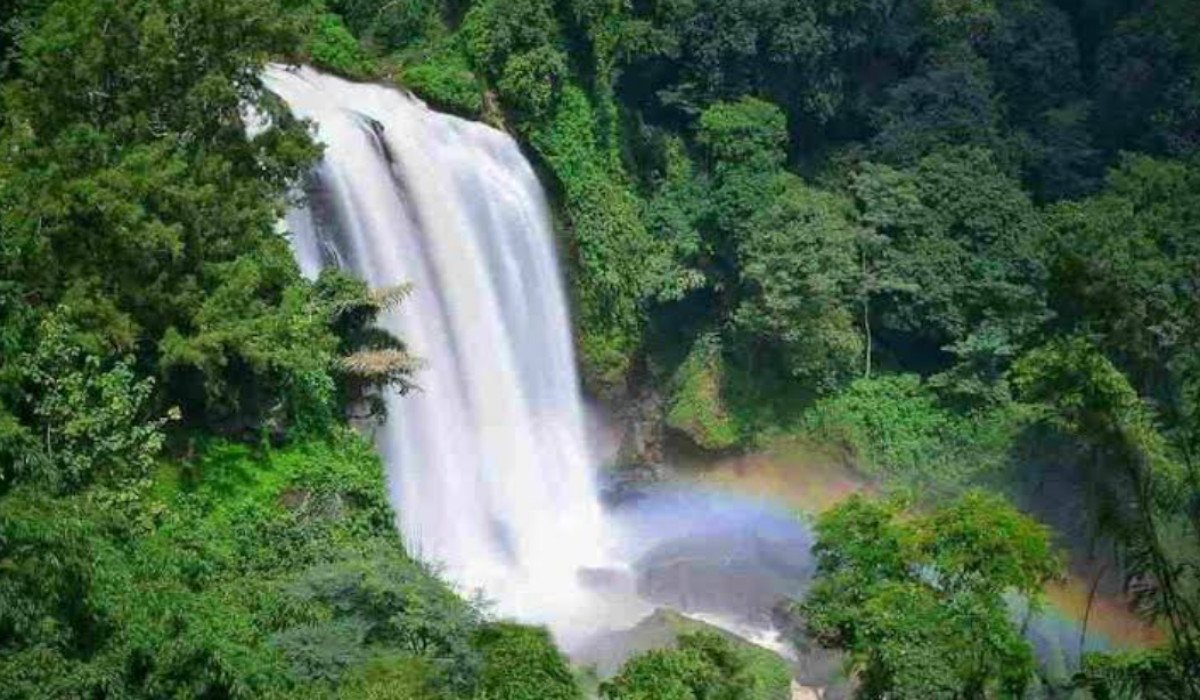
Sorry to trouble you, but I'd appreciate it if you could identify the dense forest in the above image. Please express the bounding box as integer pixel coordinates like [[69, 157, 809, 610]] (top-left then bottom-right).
[[1, 0, 1199, 698]]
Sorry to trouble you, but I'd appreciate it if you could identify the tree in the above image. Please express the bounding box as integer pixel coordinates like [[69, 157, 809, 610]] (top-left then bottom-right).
[[20, 311, 169, 491], [851, 147, 1050, 397], [600, 631, 788, 700], [982, 2, 1101, 200], [733, 177, 862, 392], [326, 0, 441, 54], [798, 493, 1061, 699], [870, 47, 1006, 166], [611, 0, 914, 144], [1045, 155, 1200, 410], [0, 0, 422, 440], [472, 623, 581, 700], [698, 97, 789, 263], [1092, 0, 1200, 157], [694, 98, 863, 394], [1012, 337, 1200, 695]]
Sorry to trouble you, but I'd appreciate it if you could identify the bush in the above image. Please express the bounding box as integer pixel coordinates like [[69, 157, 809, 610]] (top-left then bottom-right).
[[802, 374, 1025, 492], [401, 42, 484, 117], [601, 631, 790, 700], [327, 0, 441, 53], [666, 334, 738, 451], [307, 12, 377, 80], [21, 311, 169, 491], [338, 655, 452, 699], [799, 493, 1060, 699], [473, 623, 581, 700], [498, 45, 568, 119], [0, 431, 485, 699], [461, 0, 558, 78]]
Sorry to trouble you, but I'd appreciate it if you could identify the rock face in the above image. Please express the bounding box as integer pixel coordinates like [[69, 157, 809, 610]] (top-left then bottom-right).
[[600, 386, 669, 506], [616, 387, 666, 468]]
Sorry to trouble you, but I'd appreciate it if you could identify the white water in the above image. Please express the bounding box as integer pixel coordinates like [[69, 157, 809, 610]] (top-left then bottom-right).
[[266, 66, 613, 638]]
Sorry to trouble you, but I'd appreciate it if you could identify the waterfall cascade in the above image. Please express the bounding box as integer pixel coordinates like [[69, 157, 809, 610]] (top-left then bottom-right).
[[266, 66, 611, 636], [265, 66, 1151, 678]]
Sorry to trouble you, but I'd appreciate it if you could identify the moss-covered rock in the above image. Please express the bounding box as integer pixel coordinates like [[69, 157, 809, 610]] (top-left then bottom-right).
[[666, 334, 739, 451]]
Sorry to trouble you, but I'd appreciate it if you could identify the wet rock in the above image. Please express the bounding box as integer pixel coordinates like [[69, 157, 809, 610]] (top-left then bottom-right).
[[791, 681, 825, 699], [634, 527, 812, 624], [616, 387, 666, 468], [600, 462, 666, 507], [772, 603, 854, 699]]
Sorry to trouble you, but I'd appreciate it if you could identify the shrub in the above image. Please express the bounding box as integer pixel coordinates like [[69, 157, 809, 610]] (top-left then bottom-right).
[[307, 12, 377, 80], [666, 333, 738, 451], [601, 631, 790, 700], [473, 623, 581, 700], [802, 374, 1025, 492], [401, 43, 485, 117]]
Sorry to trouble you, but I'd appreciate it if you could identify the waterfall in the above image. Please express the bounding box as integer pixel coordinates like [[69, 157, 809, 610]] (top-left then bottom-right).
[[266, 66, 610, 636]]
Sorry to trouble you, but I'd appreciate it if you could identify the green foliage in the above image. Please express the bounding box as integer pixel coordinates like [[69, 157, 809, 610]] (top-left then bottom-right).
[[294, 552, 482, 680], [682, 98, 866, 400], [327, 0, 441, 54], [697, 98, 788, 166], [525, 85, 670, 392], [23, 311, 169, 491], [611, 0, 905, 128], [639, 135, 710, 303], [1045, 155, 1200, 407], [6, 0, 1200, 696], [698, 98, 788, 240], [734, 177, 863, 391], [307, 11, 377, 79], [851, 147, 1050, 390], [601, 646, 717, 700], [799, 493, 1062, 699], [337, 655, 453, 700], [0, 0, 394, 441], [1012, 337, 1200, 686], [665, 334, 738, 451], [473, 623, 582, 700], [314, 271, 419, 420], [401, 40, 484, 117], [0, 431, 485, 699], [160, 252, 341, 433], [498, 44, 569, 119], [801, 374, 1026, 492], [600, 631, 790, 700], [1093, 0, 1200, 157], [1076, 649, 1192, 700], [871, 48, 1006, 164], [461, 0, 558, 82], [1011, 337, 1158, 445]]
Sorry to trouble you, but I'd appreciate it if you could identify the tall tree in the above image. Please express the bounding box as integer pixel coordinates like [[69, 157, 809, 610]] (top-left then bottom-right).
[[798, 492, 1062, 699], [851, 147, 1050, 398]]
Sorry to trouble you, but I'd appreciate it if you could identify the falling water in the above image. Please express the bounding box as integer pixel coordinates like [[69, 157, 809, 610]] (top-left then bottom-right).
[[265, 66, 611, 636], [266, 66, 822, 663]]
